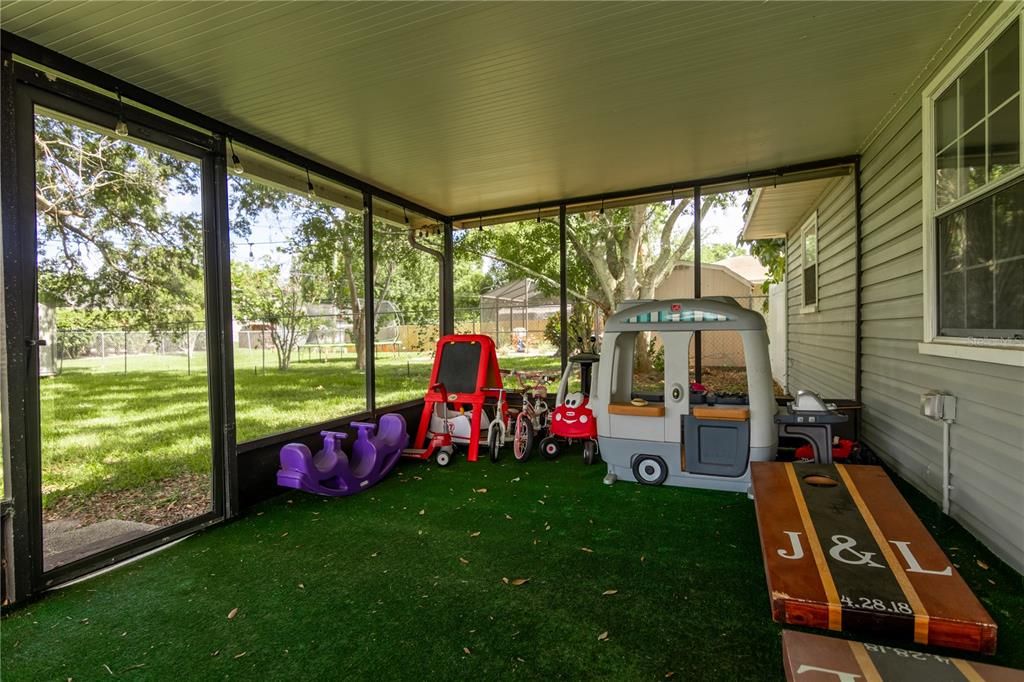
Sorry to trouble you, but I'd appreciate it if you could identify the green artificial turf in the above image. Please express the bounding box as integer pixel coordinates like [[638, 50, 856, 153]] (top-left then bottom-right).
[[2, 455, 1022, 680]]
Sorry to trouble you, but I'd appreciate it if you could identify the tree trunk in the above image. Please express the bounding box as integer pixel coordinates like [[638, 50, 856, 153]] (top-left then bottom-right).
[[633, 330, 652, 376]]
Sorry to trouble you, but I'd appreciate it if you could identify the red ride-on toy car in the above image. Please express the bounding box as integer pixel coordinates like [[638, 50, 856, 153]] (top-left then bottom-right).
[[539, 350, 600, 464]]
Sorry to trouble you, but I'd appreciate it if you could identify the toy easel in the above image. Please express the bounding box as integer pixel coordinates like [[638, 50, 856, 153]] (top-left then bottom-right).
[[410, 334, 504, 461]]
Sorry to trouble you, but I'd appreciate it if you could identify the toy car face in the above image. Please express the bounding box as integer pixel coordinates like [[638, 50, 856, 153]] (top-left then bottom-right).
[[550, 396, 597, 439]]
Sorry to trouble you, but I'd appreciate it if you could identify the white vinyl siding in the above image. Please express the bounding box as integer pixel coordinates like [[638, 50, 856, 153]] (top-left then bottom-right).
[[785, 176, 857, 398], [782, 4, 1024, 571]]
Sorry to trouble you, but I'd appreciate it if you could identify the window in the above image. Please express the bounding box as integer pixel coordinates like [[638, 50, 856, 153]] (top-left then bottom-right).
[[228, 150, 367, 442], [371, 199, 443, 408], [801, 212, 818, 311], [924, 9, 1024, 360], [934, 20, 1020, 207]]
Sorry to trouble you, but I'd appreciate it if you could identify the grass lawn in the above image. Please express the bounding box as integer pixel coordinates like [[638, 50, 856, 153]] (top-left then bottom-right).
[[31, 351, 563, 511], [1, 455, 1021, 680]]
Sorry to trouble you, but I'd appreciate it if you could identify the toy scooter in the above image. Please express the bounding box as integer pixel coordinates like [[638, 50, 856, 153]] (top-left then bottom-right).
[[539, 339, 600, 465]]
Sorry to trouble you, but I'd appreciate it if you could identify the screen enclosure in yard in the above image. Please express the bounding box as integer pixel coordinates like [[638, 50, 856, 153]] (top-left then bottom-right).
[[453, 215, 563, 379]]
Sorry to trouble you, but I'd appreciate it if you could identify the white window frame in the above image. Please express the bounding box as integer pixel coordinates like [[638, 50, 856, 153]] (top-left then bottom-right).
[[800, 211, 819, 313], [920, 3, 1024, 367]]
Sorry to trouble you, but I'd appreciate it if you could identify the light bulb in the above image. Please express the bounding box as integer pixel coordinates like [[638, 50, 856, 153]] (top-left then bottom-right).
[[231, 153, 244, 174], [115, 119, 128, 137]]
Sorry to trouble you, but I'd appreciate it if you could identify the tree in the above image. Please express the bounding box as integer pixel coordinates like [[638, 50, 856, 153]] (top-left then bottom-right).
[[462, 193, 738, 369], [699, 242, 748, 263], [35, 113, 206, 330], [229, 177, 444, 370], [232, 262, 309, 370]]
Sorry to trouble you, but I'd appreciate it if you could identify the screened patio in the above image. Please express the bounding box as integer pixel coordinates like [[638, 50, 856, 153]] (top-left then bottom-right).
[[2, 2, 1023, 679]]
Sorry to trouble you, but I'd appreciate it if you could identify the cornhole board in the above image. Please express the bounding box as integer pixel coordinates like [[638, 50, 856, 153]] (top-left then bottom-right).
[[782, 630, 1023, 681], [752, 462, 997, 654]]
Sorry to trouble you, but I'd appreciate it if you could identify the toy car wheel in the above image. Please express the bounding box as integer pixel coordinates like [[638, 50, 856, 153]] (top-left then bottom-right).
[[435, 448, 453, 467], [539, 436, 561, 460], [632, 455, 667, 485], [513, 413, 534, 462], [583, 440, 599, 465], [488, 426, 501, 463]]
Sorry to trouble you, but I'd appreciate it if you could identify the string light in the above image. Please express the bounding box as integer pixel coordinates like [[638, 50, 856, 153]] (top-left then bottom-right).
[[306, 169, 316, 198], [248, 242, 254, 259], [670, 189, 676, 207], [536, 207, 541, 224], [747, 175, 752, 197], [114, 91, 128, 137], [479, 216, 483, 232], [404, 207, 410, 225], [229, 137, 244, 174], [599, 198, 605, 215]]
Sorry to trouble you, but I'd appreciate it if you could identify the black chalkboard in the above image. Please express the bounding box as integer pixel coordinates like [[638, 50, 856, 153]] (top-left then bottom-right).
[[436, 340, 483, 395]]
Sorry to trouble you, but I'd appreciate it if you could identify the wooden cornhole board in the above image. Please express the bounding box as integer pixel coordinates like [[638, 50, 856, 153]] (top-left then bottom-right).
[[782, 630, 1023, 681], [752, 462, 997, 654]]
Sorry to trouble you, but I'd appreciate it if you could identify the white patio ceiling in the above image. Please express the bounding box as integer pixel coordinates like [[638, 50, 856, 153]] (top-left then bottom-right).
[[1, 1, 978, 217]]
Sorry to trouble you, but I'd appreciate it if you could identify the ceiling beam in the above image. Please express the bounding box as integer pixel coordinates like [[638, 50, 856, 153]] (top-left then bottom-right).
[[0, 29, 449, 223]]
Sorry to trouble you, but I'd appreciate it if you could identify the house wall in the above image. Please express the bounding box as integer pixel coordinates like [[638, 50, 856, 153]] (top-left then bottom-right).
[[784, 175, 858, 398], [785, 9, 1024, 573]]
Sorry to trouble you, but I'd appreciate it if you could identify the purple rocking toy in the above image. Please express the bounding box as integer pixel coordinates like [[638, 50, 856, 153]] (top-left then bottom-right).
[[277, 413, 409, 496]]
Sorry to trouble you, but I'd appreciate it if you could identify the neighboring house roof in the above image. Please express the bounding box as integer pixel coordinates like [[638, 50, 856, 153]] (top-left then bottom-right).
[[667, 260, 758, 290], [741, 175, 842, 241], [713, 255, 768, 284]]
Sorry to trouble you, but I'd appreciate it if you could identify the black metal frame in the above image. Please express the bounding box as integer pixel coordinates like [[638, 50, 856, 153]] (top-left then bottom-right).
[[4, 69, 229, 595], [450, 155, 859, 223]]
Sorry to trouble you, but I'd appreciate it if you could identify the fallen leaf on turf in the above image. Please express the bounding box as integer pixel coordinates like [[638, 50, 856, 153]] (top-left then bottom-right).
[[665, 672, 675, 678], [474, 488, 488, 494], [103, 664, 114, 675], [470, 531, 481, 537], [510, 578, 530, 586], [463, 647, 471, 655], [281, 532, 288, 537], [297, 583, 304, 589], [419, 509, 426, 515], [511, 477, 521, 482], [502, 577, 510, 584], [580, 547, 593, 553], [227, 608, 238, 620], [234, 652, 247, 659], [977, 560, 989, 570], [211, 651, 220, 657], [538, 499, 545, 505], [602, 589, 618, 596], [505, 514, 513, 520], [597, 631, 609, 641], [459, 557, 469, 565]]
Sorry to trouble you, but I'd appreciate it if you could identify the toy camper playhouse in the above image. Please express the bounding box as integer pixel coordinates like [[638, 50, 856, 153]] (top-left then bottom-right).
[[592, 297, 777, 493]]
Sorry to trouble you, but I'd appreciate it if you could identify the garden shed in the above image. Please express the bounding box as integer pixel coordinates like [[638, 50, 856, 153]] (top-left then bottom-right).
[[1, 2, 1022, 679]]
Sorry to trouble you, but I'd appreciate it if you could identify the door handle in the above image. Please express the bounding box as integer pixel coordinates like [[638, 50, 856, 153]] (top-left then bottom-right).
[[26, 338, 47, 347]]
